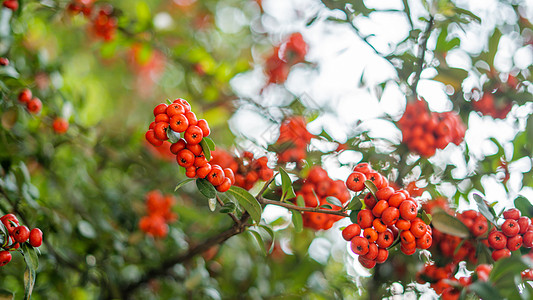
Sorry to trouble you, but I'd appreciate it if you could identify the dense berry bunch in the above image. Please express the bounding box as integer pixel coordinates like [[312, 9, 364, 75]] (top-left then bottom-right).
[[209, 150, 274, 191], [398, 99, 465, 157], [472, 92, 513, 119], [343, 162, 431, 268], [66, 0, 94, 16], [145, 99, 234, 192], [18, 88, 42, 114], [138, 190, 177, 238], [264, 33, 308, 85], [1, 214, 43, 267], [487, 208, 533, 261], [91, 6, 117, 41], [275, 116, 314, 164], [416, 262, 492, 300], [292, 166, 350, 230]]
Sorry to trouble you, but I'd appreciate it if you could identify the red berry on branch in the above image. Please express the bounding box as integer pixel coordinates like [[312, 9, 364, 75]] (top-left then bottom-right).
[[146, 130, 163, 147], [166, 103, 185, 117], [342, 224, 361, 241], [29, 228, 43, 247], [0, 57, 8, 66], [13, 225, 30, 243], [176, 149, 195, 168], [153, 122, 169, 141], [502, 219, 520, 237], [1, 214, 19, 234], [0, 251, 12, 267], [52, 117, 69, 134], [27, 97, 42, 114], [488, 231, 507, 250], [184, 125, 203, 145], [350, 236, 369, 255], [346, 171, 366, 192], [197, 119, 210, 137], [357, 209, 374, 229], [492, 248, 511, 261], [153, 103, 168, 116], [207, 165, 225, 186], [169, 114, 189, 133], [503, 208, 521, 220]]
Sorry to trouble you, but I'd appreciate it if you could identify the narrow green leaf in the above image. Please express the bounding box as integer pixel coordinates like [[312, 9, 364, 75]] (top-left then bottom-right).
[[249, 230, 267, 256], [258, 225, 275, 254], [21, 243, 38, 300], [202, 137, 216, 151], [291, 210, 303, 232], [364, 180, 378, 200], [219, 202, 236, 214], [320, 204, 333, 210], [199, 138, 212, 161], [279, 168, 296, 202], [473, 194, 499, 227], [490, 255, 531, 283], [350, 210, 358, 224], [227, 186, 263, 224], [468, 281, 502, 300], [344, 195, 363, 212], [196, 178, 216, 199], [431, 209, 470, 238], [326, 196, 343, 207], [420, 211, 432, 225], [175, 178, 194, 192]]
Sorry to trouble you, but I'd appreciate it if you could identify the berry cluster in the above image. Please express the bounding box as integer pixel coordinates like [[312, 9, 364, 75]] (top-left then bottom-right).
[[2, 0, 18, 10], [398, 99, 465, 157], [18, 88, 42, 114], [416, 262, 492, 300], [343, 163, 431, 268], [1, 214, 43, 267], [209, 150, 274, 191], [145, 99, 234, 192], [138, 190, 177, 238], [275, 116, 314, 164], [487, 208, 533, 261], [292, 166, 350, 230], [67, 1, 116, 41], [264, 33, 308, 85], [472, 92, 513, 119]]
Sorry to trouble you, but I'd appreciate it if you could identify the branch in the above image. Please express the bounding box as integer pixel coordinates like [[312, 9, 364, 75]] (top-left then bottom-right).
[[257, 197, 349, 218], [410, 15, 435, 97], [118, 213, 251, 299]]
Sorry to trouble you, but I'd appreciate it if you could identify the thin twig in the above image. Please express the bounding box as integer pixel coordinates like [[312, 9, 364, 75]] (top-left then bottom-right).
[[410, 15, 435, 97]]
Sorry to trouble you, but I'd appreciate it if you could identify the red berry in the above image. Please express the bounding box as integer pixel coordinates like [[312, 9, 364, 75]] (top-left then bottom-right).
[[388, 192, 406, 208], [358, 255, 377, 268], [186, 143, 203, 156], [503, 208, 521, 220], [27, 98, 42, 114], [2, 0, 18, 11], [353, 163, 371, 174], [176, 149, 195, 168], [0, 251, 12, 267], [155, 114, 170, 123], [362, 242, 378, 260], [153, 122, 169, 141], [0, 57, 8, 65], [169, 114, 189, 133], [357, 209, 374, 229], [18, 89, 32, 103], [363, 228, 378, 243], [376, 187, 394, 201], [410, 221, 427, 238], [416, 232, 432, 249], [196, 163, 212, 179], [52, 117, 69, 134], [197, 119, 210, 137], [523, 231, 533, 248], [170, 139, 187, 154], [342, 224, 362, 241], [502, 219, 520, 237], [475, 264, 492, 281], [184, 125, 203, 145], [194, 155, 208, 167], [471, 219, 488, 237], [174, 98, 191, 112], [145, 130, 164, 146], [400, 230, 415, 244], [207, 165, 225, 186], [13, 225, 30, 243], [396, 219, 411, 231], [153, 103, 168, 116], [381, 207, 399, 226], [507, 234, 522, 251], [372, 200, 389, 218], [185, 111, 198, 126], [376, 248, 389, 264], [488, 231, 507, 250], [346, 172, 366, 192], [350, 236, 369, 255], [223, 168, 235, 185], [376, 230, 394, 248], [216, 177, 232, 192], [363, 192, 377, 209], [518, 217, 531, 235], [492, 248, 511, 261], [399, 200, 417, 221], [185, 166, 197, 178], [1, 214, 19, 234], [29, 228, 43, 247], [366, 171, 384, 189], [166, 103, 185, 117]]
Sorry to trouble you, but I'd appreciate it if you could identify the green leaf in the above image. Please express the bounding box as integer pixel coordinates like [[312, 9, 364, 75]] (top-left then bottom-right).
[[259, 225, 275, 254], [364, 180, 378, 200], [296, 195, 305, 207], [21, 243, 38, 300], [167, 126, 180, 143], [326, 196, 343, 207], [350, 210, 358, 224], [196, 178, 216, 199], [279, 168, 296, 202], [175, 178, 194, 192], [249, 230, 267, 256], [320, 204, 333, 210], [431, 209, 470, 238], [420, 210, 432, 225], [490, 255, 531, 283], [226, 186, 263, 224], [291, 210, 303, 233], [344, 195, 363, 212], [199, 138, 212, 161], [473, 194, 499, 227], [514, 196, 533, 217], [219, 202, 236, 214], [468, 281, 502, 300]]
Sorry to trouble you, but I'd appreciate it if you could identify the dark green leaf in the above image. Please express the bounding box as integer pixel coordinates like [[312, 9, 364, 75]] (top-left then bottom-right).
[[199, 138, 212, 161], [248, 230, 267, 256], [473, 194, 499, 227], [490, 255, 531, 283], [364, 180, 378, 200], [202, 137, 216, 152], [431, 209, 470, 238], [291, 210, 303, 233], [279, 168, 296, 202], [259, 225, 275, 254], [420, 210, 432, 225], [344, 195, 363, 212], [196, 178, 216, 199], [227, 186, 263, 224], [326, 196, 343, 207], [296, 195, 305, 207], [320, 204, 333, 210], [350, 210, 358, 224], [219, 202, 236, 214], [175, 178, 194, 192], [468, 281, 502, 300], [514, 196, 533, 217]]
